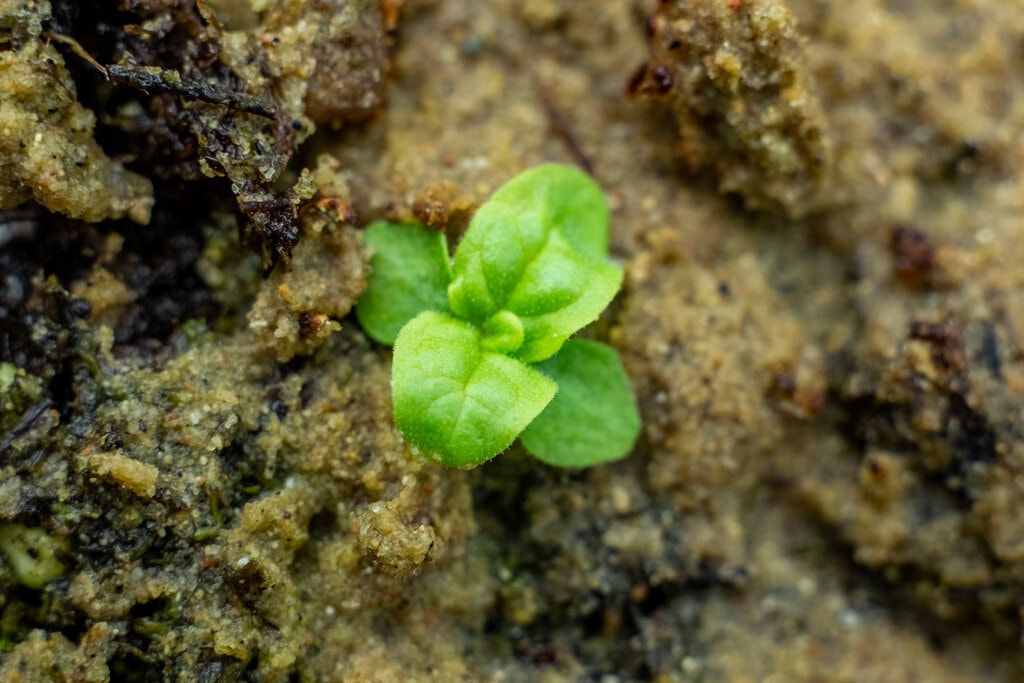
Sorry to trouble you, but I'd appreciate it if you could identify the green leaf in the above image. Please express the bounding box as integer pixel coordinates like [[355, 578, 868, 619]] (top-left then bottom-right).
[[520, 340, 640, 467], [486, 164, 611, 260], [356, 221, 452, 345], [392, 311, 557, 468], [481, 310, 525, 354], [447, 165, 622, 362], [504, 236, 622, 363]]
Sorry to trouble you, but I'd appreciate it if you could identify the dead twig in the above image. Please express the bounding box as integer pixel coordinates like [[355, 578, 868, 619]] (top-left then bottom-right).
[[0, 399, 54, 461], [106, 64, 276, 119], [46, 31, 109, 77]]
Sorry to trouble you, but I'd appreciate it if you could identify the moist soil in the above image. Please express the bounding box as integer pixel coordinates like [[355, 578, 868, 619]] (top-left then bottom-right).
[[2, 0, 1024, 681]]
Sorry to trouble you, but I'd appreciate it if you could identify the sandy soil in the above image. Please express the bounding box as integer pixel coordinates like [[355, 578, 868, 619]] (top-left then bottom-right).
[[2, 0, 1024, 680]]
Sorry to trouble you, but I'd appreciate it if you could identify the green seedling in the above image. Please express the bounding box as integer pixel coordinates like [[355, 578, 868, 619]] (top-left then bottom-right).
[[356, 164, 640, 468]]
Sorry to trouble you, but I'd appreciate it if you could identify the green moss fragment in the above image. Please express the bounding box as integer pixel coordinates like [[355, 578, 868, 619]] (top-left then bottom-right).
[[0, 363, 15, 393], [0, 524, 68, 590], [0, 365, 44, 424], [181, 318, 215, 347], [0, 602, 23, 653]]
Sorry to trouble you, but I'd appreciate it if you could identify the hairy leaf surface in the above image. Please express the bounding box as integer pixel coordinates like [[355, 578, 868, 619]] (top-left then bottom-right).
[[520, 340, 639, 467], [447, 165, 621, 362], [356, 221, 452, 344], [392, 311, 557, 467]]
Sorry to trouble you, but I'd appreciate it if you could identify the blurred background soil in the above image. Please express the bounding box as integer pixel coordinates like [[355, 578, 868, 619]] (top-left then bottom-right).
[[2, 0, 1024, 680]]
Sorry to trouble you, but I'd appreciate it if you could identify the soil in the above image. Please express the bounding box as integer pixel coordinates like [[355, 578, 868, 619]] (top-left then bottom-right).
[[2, 0, 1024, 681]]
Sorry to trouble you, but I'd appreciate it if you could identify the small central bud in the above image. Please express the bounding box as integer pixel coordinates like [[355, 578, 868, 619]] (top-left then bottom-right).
[[480, 310, 524, 354]]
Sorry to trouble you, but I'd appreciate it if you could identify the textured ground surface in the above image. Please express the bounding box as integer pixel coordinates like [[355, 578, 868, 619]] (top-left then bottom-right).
[[2, 0, 1024, 681]]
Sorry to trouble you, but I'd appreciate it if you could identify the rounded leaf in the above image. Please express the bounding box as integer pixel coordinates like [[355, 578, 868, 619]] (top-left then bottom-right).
[[505, 233, 622, 363], [481, 310, 525, 354], [356, 221, 452, 345], [392, 311, 557, 468], [487, 164, 610, 260], [520, 339, 640, 467], [448, 165, 621, 362]]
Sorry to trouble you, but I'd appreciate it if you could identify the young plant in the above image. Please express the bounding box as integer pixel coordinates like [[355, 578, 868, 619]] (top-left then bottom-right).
[[356, 164, 640, 468]]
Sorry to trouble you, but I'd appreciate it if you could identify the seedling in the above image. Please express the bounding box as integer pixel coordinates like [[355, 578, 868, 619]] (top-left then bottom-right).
[[356, 164, 640, 468]]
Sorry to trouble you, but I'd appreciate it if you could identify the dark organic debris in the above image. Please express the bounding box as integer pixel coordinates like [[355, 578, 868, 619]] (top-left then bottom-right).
[[891, 226, 936, 286], [57, 0, 307, 264], [626, 62, 674, 96], [909, 320, 965, 376], [0, 399, 54, 459], [106, 64, 276, 119], [238, 192, 305, 267]]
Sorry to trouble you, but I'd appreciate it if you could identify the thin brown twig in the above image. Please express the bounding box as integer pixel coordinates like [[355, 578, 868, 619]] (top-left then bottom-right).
[[534, 83, 596, 176], [46, 31, 108, 77]]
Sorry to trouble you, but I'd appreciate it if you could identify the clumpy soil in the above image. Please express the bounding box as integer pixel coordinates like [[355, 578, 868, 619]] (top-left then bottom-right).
[[2, 0, 1024, 681]]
